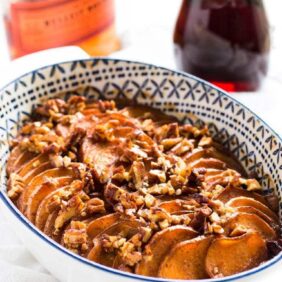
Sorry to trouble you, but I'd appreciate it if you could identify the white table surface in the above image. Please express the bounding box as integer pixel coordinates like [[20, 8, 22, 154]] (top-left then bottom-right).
[[0, 1, 281, 281]]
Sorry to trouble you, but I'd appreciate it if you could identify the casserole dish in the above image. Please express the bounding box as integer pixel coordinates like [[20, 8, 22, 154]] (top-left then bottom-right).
[[0, 52, 281, 281]]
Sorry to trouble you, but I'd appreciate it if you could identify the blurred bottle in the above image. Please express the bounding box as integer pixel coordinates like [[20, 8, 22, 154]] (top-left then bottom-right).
[[3, 0, 120, 59], [174, 0, 270, 92]]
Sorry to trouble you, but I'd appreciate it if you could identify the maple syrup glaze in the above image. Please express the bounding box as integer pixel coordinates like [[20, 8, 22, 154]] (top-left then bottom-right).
[[174, 0, 270, 92]]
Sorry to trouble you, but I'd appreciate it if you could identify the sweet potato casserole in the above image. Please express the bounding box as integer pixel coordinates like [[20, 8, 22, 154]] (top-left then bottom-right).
[[6, 96, 281, 279]]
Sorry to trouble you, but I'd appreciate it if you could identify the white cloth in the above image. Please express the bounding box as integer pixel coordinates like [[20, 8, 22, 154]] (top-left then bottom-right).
[[0, 213, 57, 282]]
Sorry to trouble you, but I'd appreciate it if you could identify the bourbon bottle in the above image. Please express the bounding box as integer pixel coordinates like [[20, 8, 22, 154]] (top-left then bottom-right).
[[3, 0, 120, 59]]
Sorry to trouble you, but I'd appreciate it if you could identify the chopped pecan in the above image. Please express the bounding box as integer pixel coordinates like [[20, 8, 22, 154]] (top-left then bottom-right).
[[86, 198, 105, 214], [104, 183, 124, 206], [50, 155, 72, 168], [98, 100, 116, 112], [19, 128, 65, 154], [66, 127, 86, 149], [229, 224, 248, 237], [67, 96, 86, 114], [63, 221, 88, 253], [189, 168, 206, 186], [170, 175, 186, 189], [211, 223, 224, 234], [198, 136, 212, 147], [161, 137, 183, 150], [180, 124, 208, 138], [149, 169, 166, 183], [159, 219, 170, 229], [7, 173, 25, 200], [122, 146, 148, 162], [92, 124, 113, 142], [101, 234, 126, 252], [46, 181, 84, 213], [189, 205, 213, 234], [147, 182, 175, 196], [140, 226, 152, 243], [144, 194, 156, 208], [118, 233, 143, 267], [54, 193, 87, 230], [169, 139, 194, 156], [239, 178, 262, 191], [33, 99, 67, 119], [112, 166, 131, 182], [130, 161, 146, 189], [154, 123, 179, 142]]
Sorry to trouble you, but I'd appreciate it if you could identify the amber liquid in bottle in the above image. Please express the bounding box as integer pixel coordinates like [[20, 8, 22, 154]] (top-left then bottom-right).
[[4, 0, 120, 59], [174, 0, 270, 92]]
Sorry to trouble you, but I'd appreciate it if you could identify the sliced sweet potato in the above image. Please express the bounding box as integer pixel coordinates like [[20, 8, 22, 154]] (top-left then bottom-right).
[[204, 170, 241, 189], [113, 256, 133, 273], [43, 209, 61, 241], [225, 213, 277, 240], [158, 200, 195, 214], [18, 153, 49, 178], [205, 232, 267, 277], [121, 105, 177, 124], [190, 158, 227, 170], [35, 185, 70, 230], [158, 236, 213, 279], [87, 213, 121, 240], [80, 138, 119, 182], [226, 197, 279, 223], [215, 186, 268, 206], [6, 146, 37, 175], [136, 226, 198, 277], [82, 108, 104, 117], [15, 151, 38, 171], [26, 176, 73, 223], [18, 167, 74, 212], [87, 238, 115, 267], [100, 112, 136, 125], [204, 169, 239, 181], [85, 102, 101, 109], [23, 162, 53, 183], [184, 146, 246, 176], [204, 168, 225, 178], [44, 207, 80, 244], [184, 148, 208, 164], [87, 219, 144, 267], [6, 146, 22, 175], [235, 206, 276, 228], [208, 144, 247, 176], [101, 220, 144, 238]]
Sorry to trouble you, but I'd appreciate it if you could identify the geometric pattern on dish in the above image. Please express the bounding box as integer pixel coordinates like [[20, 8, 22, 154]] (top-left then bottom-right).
[[0, 58, 281, 222]]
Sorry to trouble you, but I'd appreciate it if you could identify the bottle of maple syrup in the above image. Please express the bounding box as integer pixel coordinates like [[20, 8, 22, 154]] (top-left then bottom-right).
[[174, 0, 270, 92], [3, 0, 120, 59]]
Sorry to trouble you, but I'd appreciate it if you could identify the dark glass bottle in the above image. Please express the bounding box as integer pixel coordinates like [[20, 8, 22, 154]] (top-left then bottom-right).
[[174, 0, 270, 92]]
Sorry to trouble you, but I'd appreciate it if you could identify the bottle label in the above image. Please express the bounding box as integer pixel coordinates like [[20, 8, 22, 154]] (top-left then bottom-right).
[[10, 0, 115, 53]]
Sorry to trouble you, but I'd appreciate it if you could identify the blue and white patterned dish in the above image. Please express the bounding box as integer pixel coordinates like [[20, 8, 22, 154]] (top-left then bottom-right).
[[0, 58, 281, 282]]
